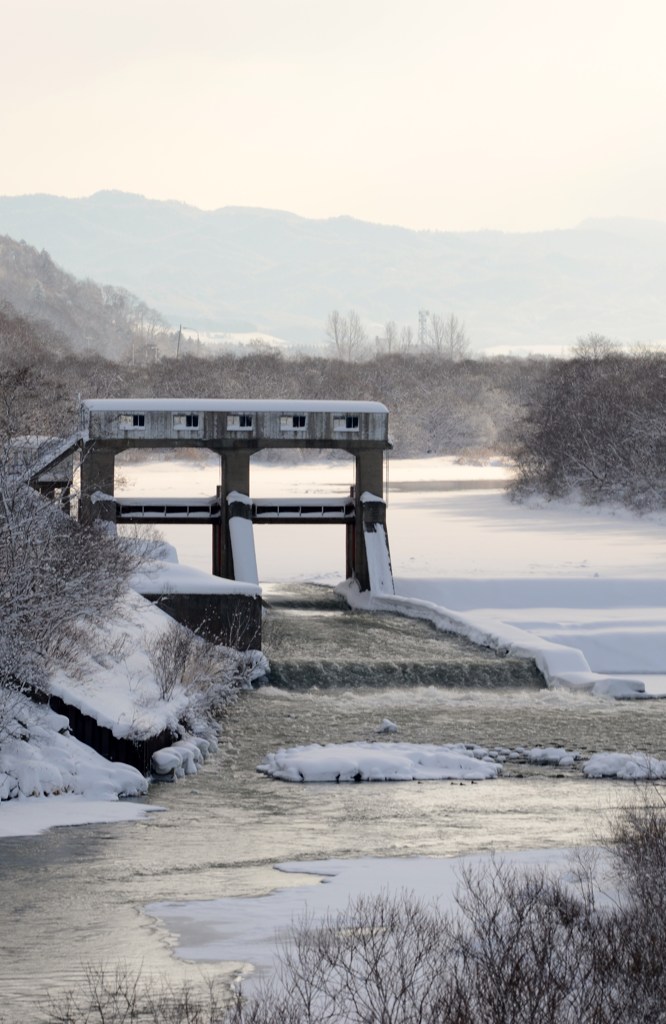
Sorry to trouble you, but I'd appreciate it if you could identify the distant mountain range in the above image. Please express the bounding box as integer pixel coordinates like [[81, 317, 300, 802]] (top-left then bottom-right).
[[0, 232, 167, 357], [0, 190, 665, 353]]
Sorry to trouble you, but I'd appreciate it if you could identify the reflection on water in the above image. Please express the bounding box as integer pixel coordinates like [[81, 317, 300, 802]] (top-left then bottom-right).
[[2, 590, 666, 1020]]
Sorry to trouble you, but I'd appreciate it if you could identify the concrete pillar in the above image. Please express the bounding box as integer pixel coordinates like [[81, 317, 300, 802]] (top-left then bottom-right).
[[223, 450, 251, 497], [353, 450, 384, 591], [346, 486, 356, 580], [212, 450, 251, 578], [79, 443, 117, 525], [212, 486, 224, 577]]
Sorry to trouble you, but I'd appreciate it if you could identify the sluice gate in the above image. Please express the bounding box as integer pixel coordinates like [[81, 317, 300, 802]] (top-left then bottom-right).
[[113, 495, 356, 523]]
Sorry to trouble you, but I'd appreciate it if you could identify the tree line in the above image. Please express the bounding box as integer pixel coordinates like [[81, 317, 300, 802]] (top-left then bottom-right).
[[2, 304, 664, 510]]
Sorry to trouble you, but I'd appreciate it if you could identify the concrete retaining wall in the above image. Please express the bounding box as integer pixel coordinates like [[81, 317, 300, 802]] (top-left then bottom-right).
[[141, 592, 262, 650]]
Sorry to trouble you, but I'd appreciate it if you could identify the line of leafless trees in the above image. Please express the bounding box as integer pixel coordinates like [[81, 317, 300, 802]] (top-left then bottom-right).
[[325, 309, 471, 362]]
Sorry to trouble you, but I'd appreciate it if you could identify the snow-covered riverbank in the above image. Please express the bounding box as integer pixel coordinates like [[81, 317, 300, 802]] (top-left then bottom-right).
[[0, 573, 266, 837]]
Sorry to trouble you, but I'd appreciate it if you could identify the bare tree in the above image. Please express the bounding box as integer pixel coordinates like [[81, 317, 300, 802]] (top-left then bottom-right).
[[324, 309, 346, 357], [571, 332, 621, 360], [399, 324, 414, 352], [324, 309, 368, 361], [425, 313, 471, 361], [384, 320, 399, 354]]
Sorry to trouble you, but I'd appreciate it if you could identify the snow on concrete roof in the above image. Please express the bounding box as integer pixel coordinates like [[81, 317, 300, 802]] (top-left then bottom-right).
[[81, 399, 388, 414]]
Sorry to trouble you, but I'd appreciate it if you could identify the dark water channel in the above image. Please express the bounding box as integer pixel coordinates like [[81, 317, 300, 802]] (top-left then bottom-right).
[[2, 586, 666, 1021]]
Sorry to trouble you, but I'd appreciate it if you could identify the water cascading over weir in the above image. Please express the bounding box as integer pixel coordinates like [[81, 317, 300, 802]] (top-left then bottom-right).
[[77, 399, 395, 646]]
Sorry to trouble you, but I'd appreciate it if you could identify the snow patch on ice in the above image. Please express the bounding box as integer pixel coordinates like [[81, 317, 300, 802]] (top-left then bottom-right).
[[257, 741, 501, 782], [583, 752, 666, 780]]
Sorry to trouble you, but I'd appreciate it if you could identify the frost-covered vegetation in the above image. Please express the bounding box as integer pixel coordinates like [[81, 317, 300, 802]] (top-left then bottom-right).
[[0, 322, 265, 805], [40, 791, 666, 1024], [512, 338, 666, 510], [0, 351, 141, 699]]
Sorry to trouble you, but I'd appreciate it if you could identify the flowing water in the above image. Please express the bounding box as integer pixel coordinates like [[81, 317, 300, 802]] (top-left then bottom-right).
[[2, 585, 666, 1021], [262, 584, 544, 688]]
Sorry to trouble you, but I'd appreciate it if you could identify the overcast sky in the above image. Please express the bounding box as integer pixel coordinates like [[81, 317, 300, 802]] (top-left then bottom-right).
[[3, 0, 665, 232]]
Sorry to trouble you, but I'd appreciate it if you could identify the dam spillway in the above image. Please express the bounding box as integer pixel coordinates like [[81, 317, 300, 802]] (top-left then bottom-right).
[[261, 584, 544, 690]]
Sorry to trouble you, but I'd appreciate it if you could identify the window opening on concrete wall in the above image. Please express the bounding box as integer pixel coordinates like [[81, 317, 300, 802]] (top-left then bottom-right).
[[227, 414, 254, 430], [333, 415, 359, 431], [280, 414, 307, 430], [118, 413, 145, 428], [173, 414, 199, 429]]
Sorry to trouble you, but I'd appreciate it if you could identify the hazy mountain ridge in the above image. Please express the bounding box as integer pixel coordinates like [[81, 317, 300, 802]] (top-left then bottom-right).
[[0, 232, 168, 357], [0, 192, 665, 351]]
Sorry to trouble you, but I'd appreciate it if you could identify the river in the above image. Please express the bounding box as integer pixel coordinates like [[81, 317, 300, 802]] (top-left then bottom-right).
[[2, 583, 666, 1021], [2, 459, 665, 1020]]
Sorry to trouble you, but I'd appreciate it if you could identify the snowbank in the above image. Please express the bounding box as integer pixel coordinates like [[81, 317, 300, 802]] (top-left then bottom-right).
[[47, 589, 192, 740], [339, 582, 648, 699], [0, 695, 152, 837], [1, 579, 264, 834]]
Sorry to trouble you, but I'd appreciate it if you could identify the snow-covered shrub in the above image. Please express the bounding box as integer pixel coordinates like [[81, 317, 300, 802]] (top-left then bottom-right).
[[0, 481, 139, 693], [147, 621, 194, 699], [511, 344, 666, 510], [147, 620, 267, 721]]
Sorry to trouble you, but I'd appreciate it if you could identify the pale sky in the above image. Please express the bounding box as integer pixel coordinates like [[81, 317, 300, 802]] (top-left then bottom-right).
[[2, 0, 666, 232]]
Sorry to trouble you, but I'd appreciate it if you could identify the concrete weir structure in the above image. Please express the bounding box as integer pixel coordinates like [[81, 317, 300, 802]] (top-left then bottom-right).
[[79, 399, 394, 602]]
